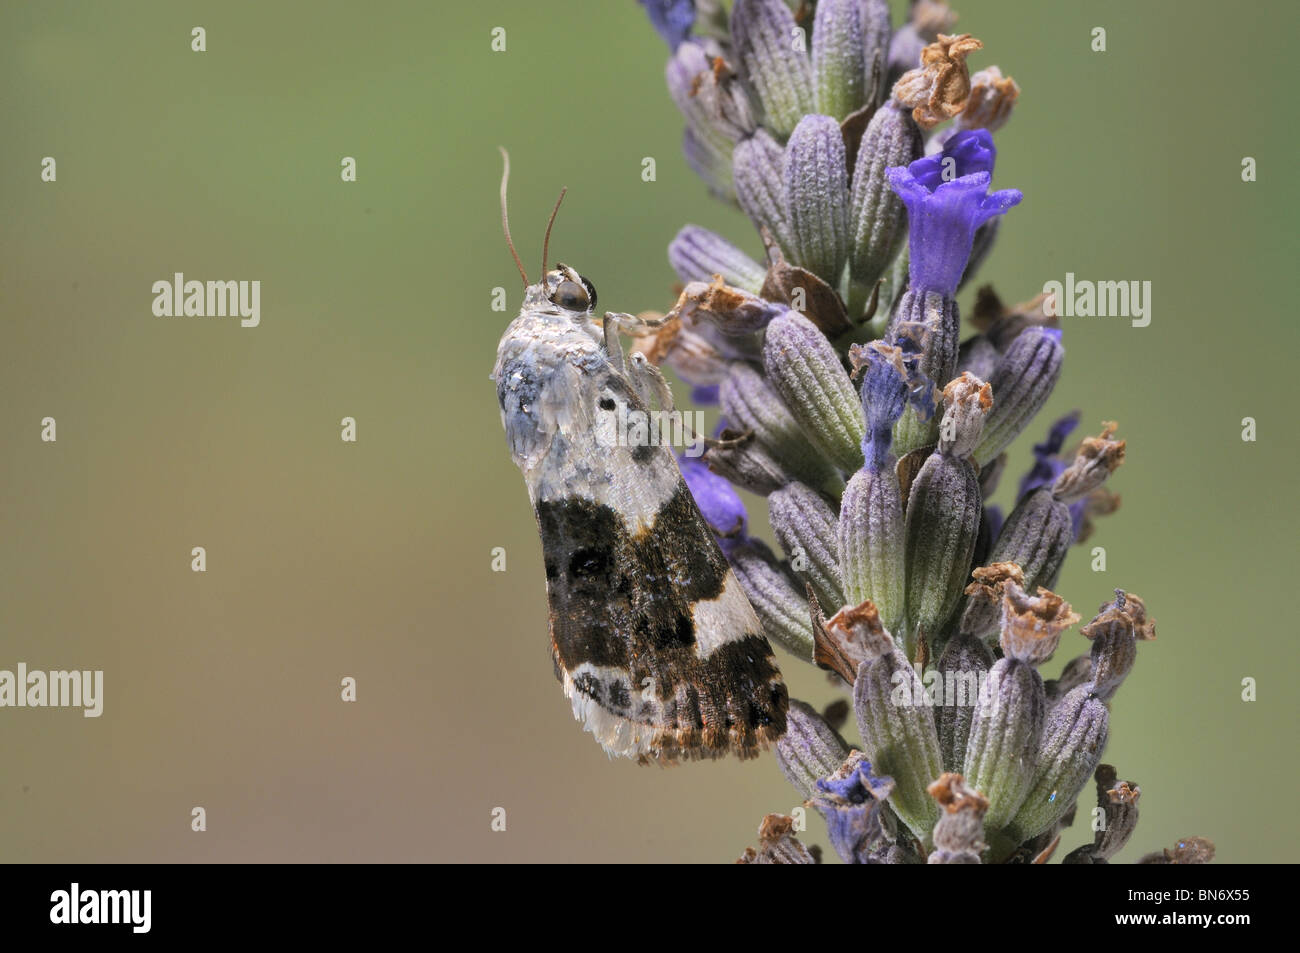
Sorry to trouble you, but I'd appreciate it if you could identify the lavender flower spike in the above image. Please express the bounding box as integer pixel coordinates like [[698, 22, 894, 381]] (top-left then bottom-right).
[[887, 130, 1022, 297]]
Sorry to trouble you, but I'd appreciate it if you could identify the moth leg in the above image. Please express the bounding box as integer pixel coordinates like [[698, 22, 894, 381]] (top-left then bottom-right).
[[626, 351, 674, 413], [705, 428, 754, 449], [607, 310, 672, 334], [601, 312, 627, 377]]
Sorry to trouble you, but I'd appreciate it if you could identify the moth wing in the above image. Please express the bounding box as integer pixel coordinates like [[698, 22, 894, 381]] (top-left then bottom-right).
[[533, 389, 788, 762]]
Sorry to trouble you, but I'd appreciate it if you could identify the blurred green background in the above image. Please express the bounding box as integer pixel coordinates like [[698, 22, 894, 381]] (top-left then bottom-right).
[[0, 0, 1294, 863]]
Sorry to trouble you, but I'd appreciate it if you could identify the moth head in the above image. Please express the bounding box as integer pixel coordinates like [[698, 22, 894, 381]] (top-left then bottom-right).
[[497, 150, 599, 318], [544, 263, 597, 315]]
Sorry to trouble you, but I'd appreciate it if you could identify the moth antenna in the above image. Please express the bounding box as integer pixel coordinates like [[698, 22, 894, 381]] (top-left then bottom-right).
[[498, 147, 528, 288], [540, 186, 567, 279]]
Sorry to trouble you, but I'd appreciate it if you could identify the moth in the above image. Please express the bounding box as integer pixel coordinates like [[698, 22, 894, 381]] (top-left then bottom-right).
[[490, 150, 787, 762]]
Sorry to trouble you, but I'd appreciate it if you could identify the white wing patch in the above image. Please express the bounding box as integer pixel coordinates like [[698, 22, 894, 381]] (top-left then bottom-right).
[[691, 571, 764, 658], [527, 361, 682, 534]]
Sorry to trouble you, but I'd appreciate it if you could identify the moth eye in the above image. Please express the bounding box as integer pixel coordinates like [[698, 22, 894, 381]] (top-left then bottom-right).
[[552, 280, 590, 312]]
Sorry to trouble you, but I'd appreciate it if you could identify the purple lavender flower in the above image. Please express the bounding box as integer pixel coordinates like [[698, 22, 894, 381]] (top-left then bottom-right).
[[689, 383, 720, 405], [678, 452, 747, 548], [1018, 411, 1081, 500], [887, 129, 1022, 297], [857, 337, 937, 473], [809, 752, 898, 864], [639, 0, 694, 51]]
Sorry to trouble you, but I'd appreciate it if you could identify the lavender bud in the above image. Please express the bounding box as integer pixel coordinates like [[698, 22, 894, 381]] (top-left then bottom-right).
[[839, 341, 927, 630], [937, 373, 992, 459], [720, 362, 843, 493], [963, 657, 1046, 830], [988, 487, 1073, 593], [732, 129, 793, 257], [1137, 836, 1216, 865], [957, 66, 1020, 133], [838, 468, 905, 632], [731, 0, 815, 138], [818, 599, 894, 682], [811, 0, 867, 120], [690, 51, 759, 144], [902, 378, 987, 653], [957, 333, 999, 381], [957, 560, 1024, 639], [682, 124, 735, 202], [668, 225, 768, 293], [853, 641, 944, 839], [669, 278, 786, 336], [776, 699, 852, 799], [1006, 684, 1110, 844], [935, 632, 994, 772], [927, 773, 988, 863], [1063, 765, 1140, 864], [703, 433, 792, 495], [1081, 590, 1156, 701], [768, 481, 846, 611], [859, 0, 892, 107], [847, 102, 923, 314], [784, 114, 851, 285], [762, 310, 866, 472], [728, 538, 816, 659], [972, 327, 1065, 468], [903, 453, 981, 654], [1051, 421, 1126, 503], [666, 41, 734, 157]]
